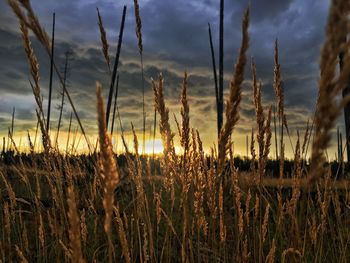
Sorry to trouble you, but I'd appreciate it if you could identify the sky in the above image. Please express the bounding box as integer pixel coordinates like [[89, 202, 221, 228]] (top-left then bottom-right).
[[0, 0, 339, 158]]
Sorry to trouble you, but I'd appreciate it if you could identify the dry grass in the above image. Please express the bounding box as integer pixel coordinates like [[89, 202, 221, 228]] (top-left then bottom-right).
[[97, 7, 111, 73], [309, 0, 350, 185], [218, 8, 249, 173], [1, 0, 350, 262]]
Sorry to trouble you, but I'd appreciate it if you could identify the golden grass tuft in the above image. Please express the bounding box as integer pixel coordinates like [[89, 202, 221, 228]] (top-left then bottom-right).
[[152, 74, 175, 158], [96, 82, 120, 262], [218, 8, 249, 172], [309, 0, 350, 185]]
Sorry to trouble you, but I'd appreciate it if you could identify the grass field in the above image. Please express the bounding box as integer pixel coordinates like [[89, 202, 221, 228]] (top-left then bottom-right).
[[1, 0, 350, 262]]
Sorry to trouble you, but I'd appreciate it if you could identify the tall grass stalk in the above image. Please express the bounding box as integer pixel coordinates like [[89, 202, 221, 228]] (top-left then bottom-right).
[[208, 23, 219, 137], [309, 0, 350, 185], [55, 51, 69, 150], [110, 74, 119, 138], [133, 0, 146, 154], [106, 6, 126, 129], [97, 7, 111, 74], [96, 82, 121, 263], [218, 0, 224, 136], [218, 8, 249, 173], [46, 12, 55, 133]]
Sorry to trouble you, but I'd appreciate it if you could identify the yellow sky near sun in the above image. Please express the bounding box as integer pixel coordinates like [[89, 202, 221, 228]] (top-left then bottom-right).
[[2, 128, 321, 161]]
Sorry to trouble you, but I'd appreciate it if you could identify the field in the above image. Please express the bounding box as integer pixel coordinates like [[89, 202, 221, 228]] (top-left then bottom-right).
[[1, 0, 350, 262], [1, 151, 350, 263]]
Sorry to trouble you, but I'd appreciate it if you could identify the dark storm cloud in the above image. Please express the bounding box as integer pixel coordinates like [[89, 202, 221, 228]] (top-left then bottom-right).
[[0, 0, 332, 154], [14, 108, 35, 121]]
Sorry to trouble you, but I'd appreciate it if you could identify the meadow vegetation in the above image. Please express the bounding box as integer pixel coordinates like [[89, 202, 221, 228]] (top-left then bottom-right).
[[1, 0, 350, 262]]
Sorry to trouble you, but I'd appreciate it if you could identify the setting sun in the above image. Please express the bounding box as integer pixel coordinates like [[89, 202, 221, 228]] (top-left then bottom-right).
[[138, 139, 164, 155]]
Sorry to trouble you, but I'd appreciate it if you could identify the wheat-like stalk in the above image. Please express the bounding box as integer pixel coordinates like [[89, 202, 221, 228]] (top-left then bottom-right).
[[35, 109, 51, 152], [3, 202, 11, 247], [133, 0, 147, 154], [252, 61, 265, 155], [113, 206, 131, 263], [251, 59, 272, 181], [253, 194, 259, 224], [274, 40, 284, 121], [219, 180, 226, 242], [19, 20, 45, 120], [244, 189, 251, 228], [17, 0, 51, 53], [263, 107, 272, 167], [265, 239, 276, 263], [301, 119, 310, 157], [180, 72, 190, 151], [218, 8, 249, 172], [152, 74, 175, 161], [15, 245, 28, 263], [7, 128, 19, 155], [152, 74, 177, 198], [37, 212, 45, 249], [0, 172, 16, 212], [309, 0, 350, 185], [96, 82, 120, 263], [67, 186, 84, 263], [288, 132, 301, 215], [80, 210, 87, 245], [262, 203, 270, 244], [7, 0, 27, 23], [97, 8, 111, 73], [232, 167, 244, 236], [274, 40, 286, 183], [133, 0, 143, 54]]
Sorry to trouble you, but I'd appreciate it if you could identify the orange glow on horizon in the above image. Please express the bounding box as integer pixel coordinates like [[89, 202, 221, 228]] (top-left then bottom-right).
[[137, 139, 164, 155], [1, 130, 324, 160]]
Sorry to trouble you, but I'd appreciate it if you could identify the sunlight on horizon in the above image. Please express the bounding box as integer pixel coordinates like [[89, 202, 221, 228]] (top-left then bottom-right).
[[1, 129, 322, 160], [137, 139, 164, 155]]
